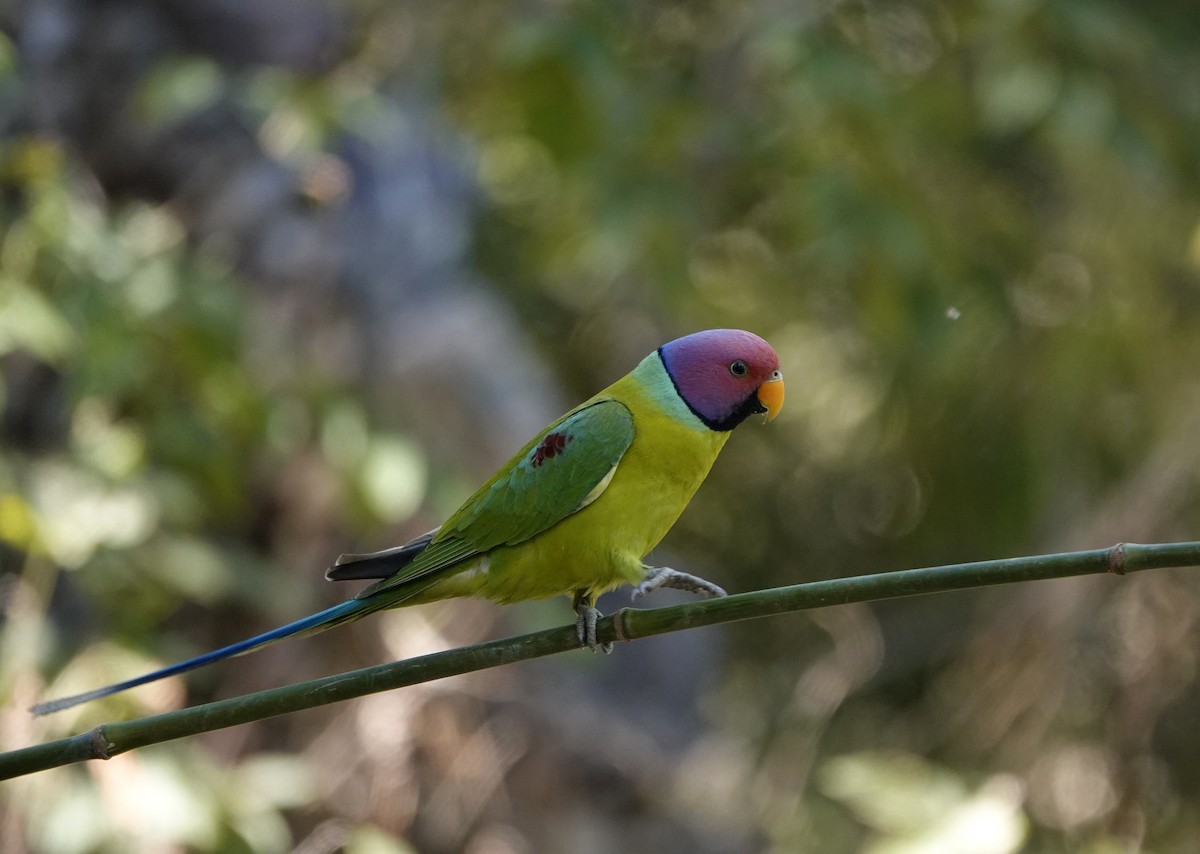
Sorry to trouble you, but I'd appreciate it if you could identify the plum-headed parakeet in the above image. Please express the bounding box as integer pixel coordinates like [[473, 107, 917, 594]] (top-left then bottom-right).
[[34, 329, 784, 714]]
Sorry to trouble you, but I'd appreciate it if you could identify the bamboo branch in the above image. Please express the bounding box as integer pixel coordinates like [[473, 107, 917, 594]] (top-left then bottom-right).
[[3, 541, 1199, 780]]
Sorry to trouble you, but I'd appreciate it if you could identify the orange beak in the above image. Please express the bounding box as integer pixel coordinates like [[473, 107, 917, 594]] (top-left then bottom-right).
[[757, 371, 785, 422]]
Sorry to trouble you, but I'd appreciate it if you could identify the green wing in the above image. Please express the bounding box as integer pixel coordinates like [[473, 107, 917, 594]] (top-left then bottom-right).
[[357, 399, 634, 600]]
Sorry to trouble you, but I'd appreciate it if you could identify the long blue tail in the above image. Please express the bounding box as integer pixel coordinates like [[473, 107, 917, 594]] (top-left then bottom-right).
[[31, 597, 375, 716]]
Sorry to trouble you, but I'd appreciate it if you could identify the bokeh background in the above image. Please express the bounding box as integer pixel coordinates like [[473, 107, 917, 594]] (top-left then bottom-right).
[[3, 1, 1200, 852]]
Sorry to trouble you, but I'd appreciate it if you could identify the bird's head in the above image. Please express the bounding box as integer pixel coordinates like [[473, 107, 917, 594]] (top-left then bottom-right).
[[658, 329, 784, 431]]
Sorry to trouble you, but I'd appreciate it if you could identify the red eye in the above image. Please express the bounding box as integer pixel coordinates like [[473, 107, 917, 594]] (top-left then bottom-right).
[[729, 360, 748, 377]]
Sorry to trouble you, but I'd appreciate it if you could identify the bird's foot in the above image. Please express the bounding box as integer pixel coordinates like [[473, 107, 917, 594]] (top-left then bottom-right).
[[573, 592, 613, 654], [632, 566, 727, 601]]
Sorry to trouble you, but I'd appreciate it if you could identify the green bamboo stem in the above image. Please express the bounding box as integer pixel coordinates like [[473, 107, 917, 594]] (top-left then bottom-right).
[[3, 541, 1198, 780]]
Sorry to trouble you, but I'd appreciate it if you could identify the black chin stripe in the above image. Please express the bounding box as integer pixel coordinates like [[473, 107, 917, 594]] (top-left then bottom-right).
[[713, 393, 767, 431], [658, 348, 765, 432]]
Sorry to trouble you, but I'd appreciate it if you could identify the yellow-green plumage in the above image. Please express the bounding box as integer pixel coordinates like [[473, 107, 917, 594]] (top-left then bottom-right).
[[413, 351, 730, 606]]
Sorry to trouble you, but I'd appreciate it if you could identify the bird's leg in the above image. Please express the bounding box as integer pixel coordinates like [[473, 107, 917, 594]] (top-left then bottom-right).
[[632, 566, 728, 601], [573, 589, 613, 654]]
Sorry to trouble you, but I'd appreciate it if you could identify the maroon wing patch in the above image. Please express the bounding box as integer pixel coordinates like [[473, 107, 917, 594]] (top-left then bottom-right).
[[530, 432, 573, 467]]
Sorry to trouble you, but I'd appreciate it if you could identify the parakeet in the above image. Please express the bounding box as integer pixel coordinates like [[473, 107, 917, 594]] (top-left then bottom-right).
[[33, 329, 784, 715]]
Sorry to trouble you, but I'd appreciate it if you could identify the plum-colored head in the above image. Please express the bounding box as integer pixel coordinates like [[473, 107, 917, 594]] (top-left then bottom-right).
[[658, 329, 784, 431]]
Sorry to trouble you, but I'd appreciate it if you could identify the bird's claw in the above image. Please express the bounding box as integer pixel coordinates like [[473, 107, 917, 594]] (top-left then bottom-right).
[[632, 566, 727, 601], [574, 600, 613, 654]]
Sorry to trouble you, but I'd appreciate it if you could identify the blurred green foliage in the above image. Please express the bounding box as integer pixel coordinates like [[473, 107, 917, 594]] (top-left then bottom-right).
[[3, 1, 1200, 852]]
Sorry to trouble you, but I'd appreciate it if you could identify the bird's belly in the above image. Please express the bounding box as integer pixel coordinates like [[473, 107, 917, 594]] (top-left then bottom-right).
[[474, 521, 632, 604]]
